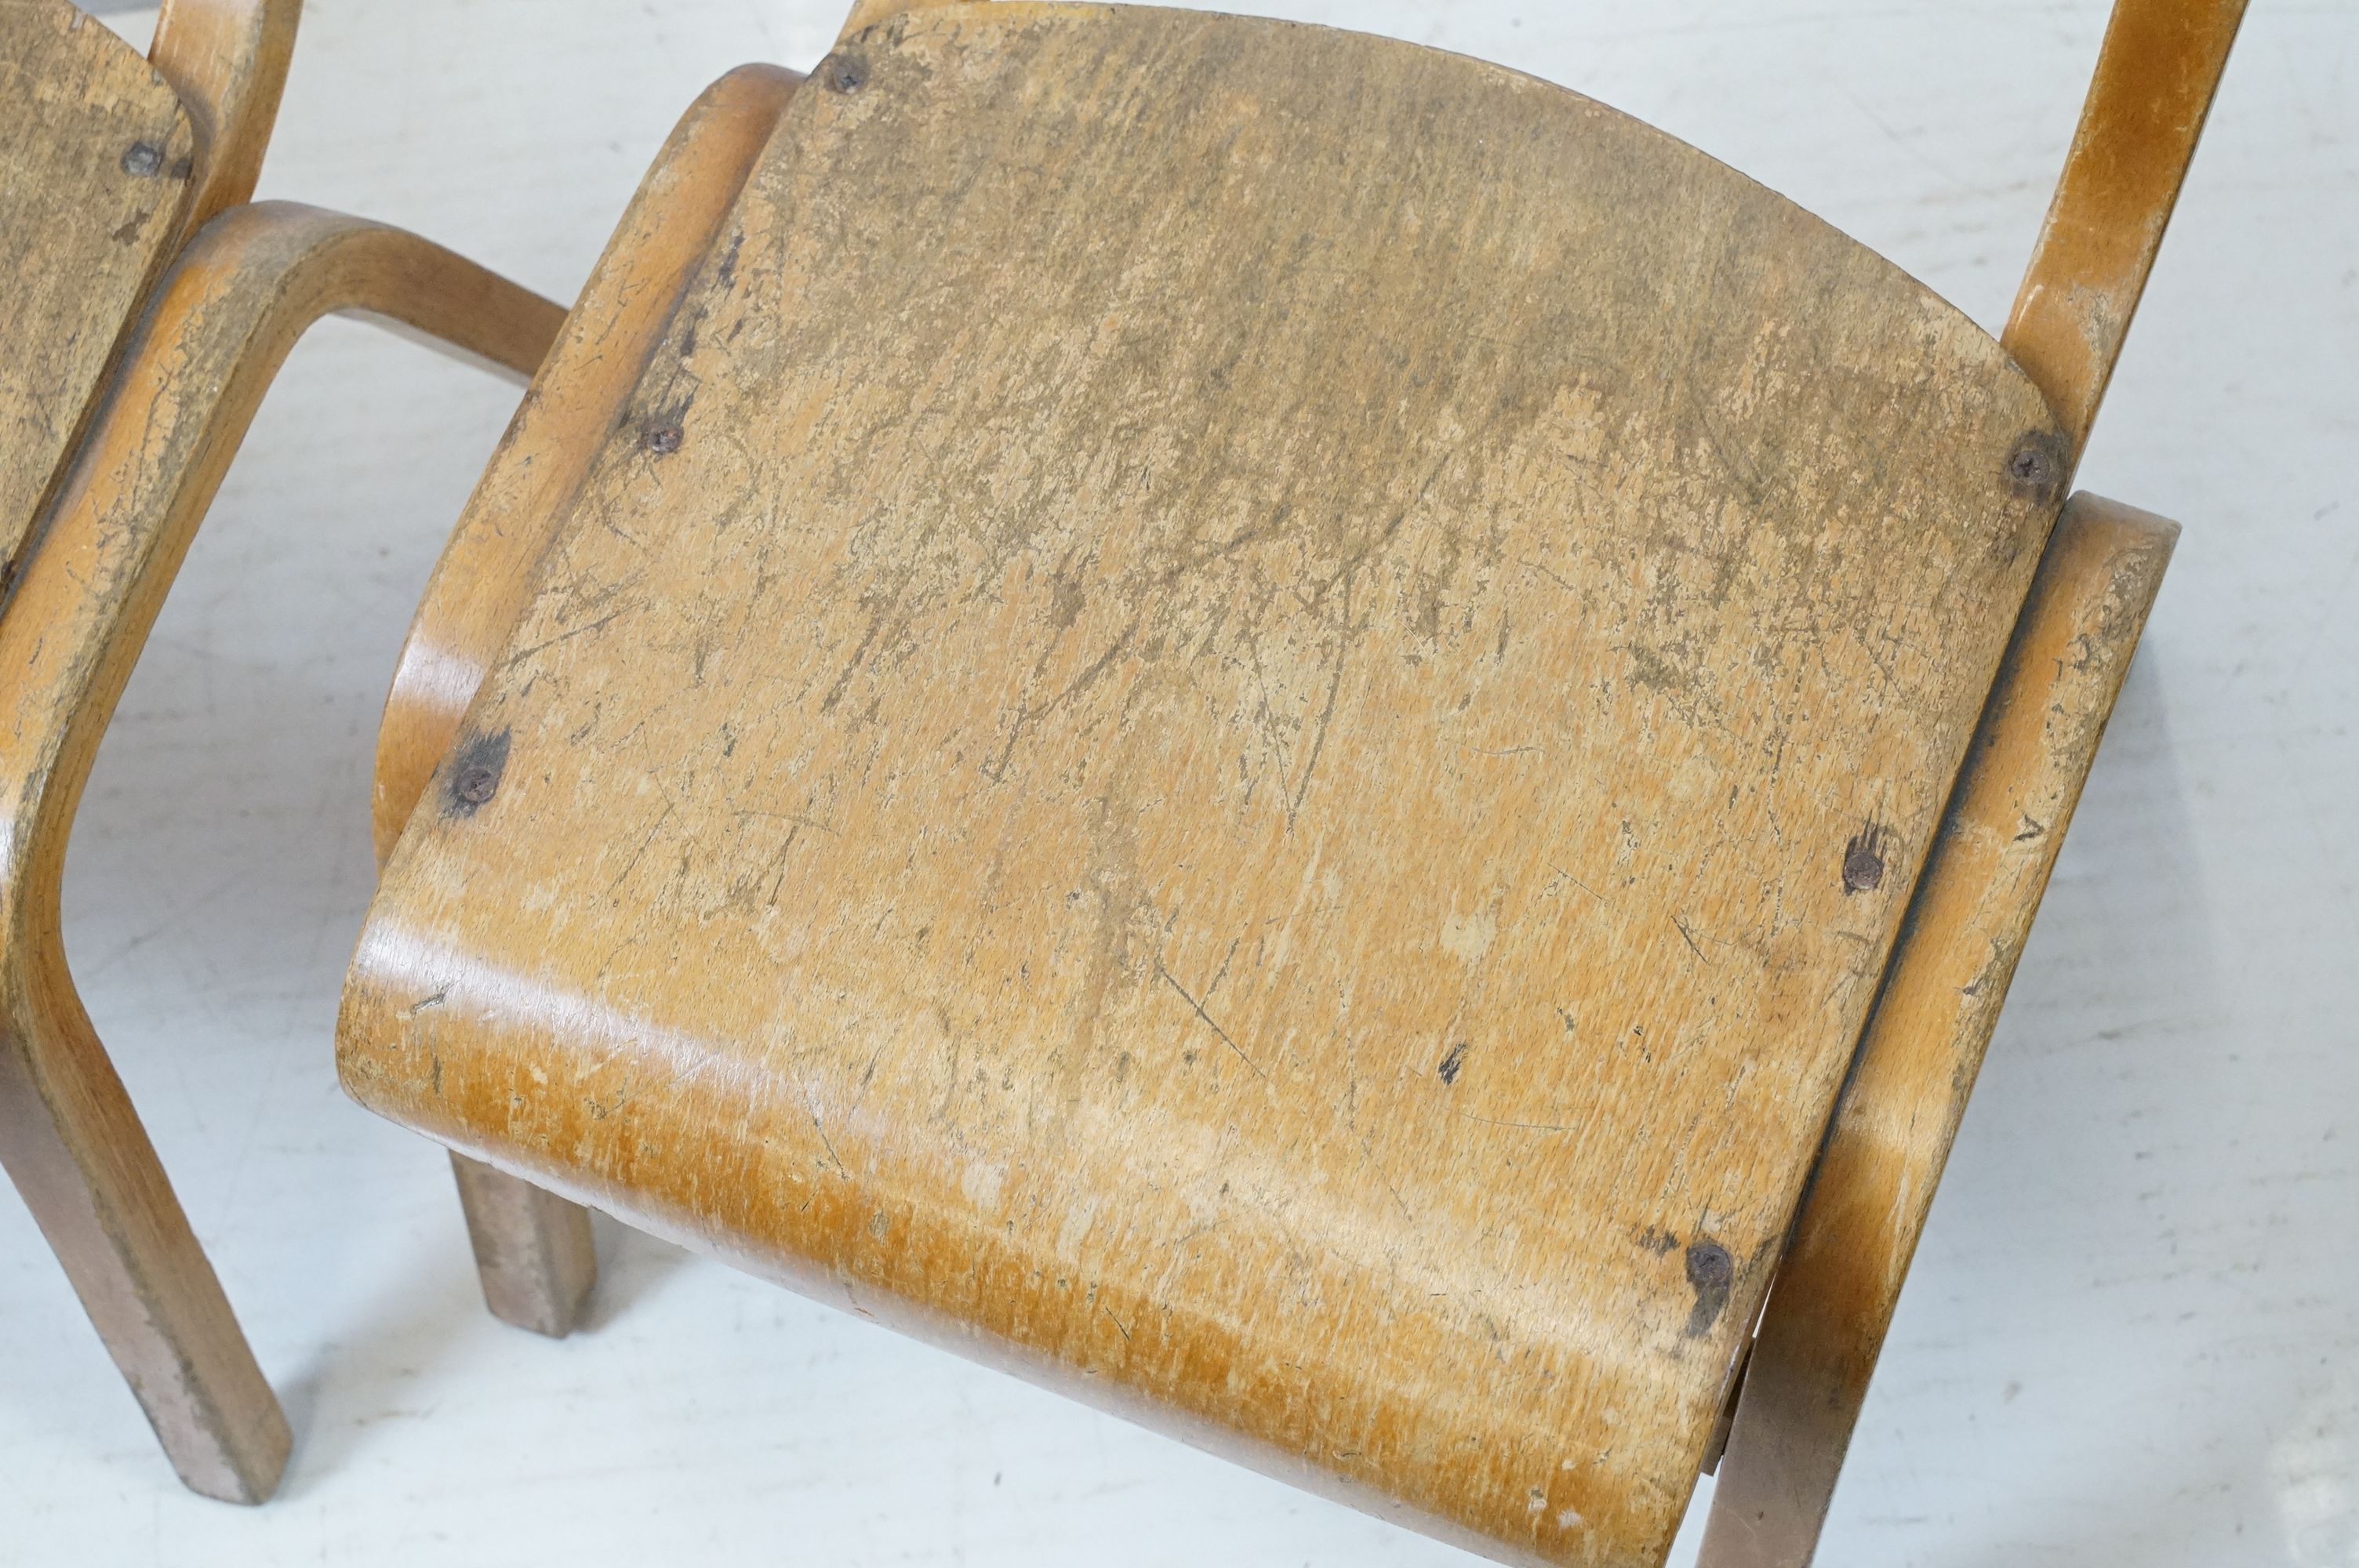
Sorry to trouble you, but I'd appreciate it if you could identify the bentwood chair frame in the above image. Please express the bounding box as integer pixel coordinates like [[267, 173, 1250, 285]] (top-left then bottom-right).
[[355, 2, 2235, 1562], [0, 0, 562, 1503]]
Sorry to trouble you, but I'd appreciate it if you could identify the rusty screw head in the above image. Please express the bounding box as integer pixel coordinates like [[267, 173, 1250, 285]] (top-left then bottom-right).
[[645, 423, 683, 456], [1841, 830, 1885, 894], [2005, 432, 2064, 500], [822, 53, 868, 93], [1685, 1241, 1734, 1292], [453, 763, 500, 806], [121, 141, 164, 177]]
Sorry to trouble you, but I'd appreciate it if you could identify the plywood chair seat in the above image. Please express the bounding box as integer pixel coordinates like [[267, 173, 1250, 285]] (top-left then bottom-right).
[[338, 3, 2242, 1563]]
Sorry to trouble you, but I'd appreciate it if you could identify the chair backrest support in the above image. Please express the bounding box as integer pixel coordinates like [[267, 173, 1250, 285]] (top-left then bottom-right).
[[147, 0, 304, 235], [2002, 0, 2247, 456]]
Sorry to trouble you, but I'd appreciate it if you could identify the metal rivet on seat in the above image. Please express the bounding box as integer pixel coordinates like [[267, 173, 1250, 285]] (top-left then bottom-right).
[[821, 53, 868, 94], [445, 729, 511, 818], [2005, 431, 2066, 501], [454, 764, 500, 806], [1685, 1241, 1734, 1293], [1841, 828, 1886, 894]]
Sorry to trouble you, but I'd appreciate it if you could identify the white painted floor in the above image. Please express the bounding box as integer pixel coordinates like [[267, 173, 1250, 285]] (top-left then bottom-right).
[[5, 2, 2354, 1564]]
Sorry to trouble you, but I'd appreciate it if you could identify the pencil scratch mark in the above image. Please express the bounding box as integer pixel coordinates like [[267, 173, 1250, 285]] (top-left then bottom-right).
[[1453, 1109, 1576, 1134], [1671, 913, 1716, 965], [1156, 960, 1265, 1080]]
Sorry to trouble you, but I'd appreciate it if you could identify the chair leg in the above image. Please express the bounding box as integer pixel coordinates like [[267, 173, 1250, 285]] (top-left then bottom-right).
[[448, 1152, 598, 1337], [0, 998, 289, 1503]]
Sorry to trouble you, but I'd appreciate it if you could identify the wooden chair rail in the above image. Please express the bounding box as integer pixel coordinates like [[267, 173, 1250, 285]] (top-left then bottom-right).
[[0, 200, 560, 1502], [365, 62, 800, 1340], [373, 63, 801, 869]]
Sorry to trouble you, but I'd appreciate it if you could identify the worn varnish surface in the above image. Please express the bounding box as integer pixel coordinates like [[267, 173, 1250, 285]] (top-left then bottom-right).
[[1698, 494, 2176, 1566], [374, 62, 802, 869], [340, 8, 2068, 1563], [0, 0, 195, 577]]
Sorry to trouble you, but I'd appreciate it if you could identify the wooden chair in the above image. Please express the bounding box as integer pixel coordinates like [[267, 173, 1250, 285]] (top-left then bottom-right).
[[336, 2, 2232, 1562], [0, 0, 562, 1504]]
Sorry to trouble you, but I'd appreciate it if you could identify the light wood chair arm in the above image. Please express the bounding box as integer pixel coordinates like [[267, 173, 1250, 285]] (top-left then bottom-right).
[[2, 201, 559, 901], [147, 0, 304, 236], [0, 199, 558, 1503]]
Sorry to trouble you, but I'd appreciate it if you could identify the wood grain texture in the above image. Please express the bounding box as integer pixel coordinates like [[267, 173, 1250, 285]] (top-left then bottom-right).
[[0, 201, 559, 1502], [1697, 492, 2177, 1568], [837, 0, 968, 41], [0, 0, 195, 579], [2002, 0, 2245, 452], [339, 8, 2066, 1563]]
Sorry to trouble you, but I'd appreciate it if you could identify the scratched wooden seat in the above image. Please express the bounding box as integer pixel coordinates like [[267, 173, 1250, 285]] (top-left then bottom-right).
[[333, 2, 2240, 1563], [1, 0, 564, 1504]]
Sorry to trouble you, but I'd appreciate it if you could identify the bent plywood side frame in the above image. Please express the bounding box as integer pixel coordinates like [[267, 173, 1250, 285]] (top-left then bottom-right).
[[147, 0, 304, 235], [2001, 0, 2245, 453], [0, 201, 559, 1502], [371, 63, 799, 1339], [1699, 493, 2178, 1567]]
